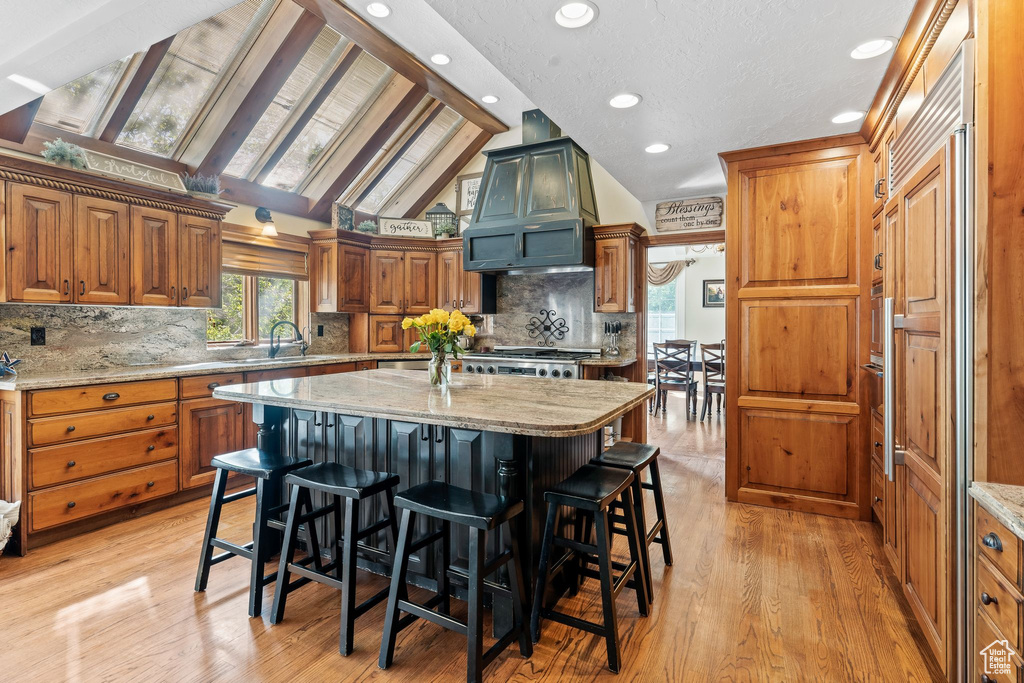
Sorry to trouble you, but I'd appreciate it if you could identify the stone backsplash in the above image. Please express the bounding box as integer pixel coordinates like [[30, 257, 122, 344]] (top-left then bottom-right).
[[472, 272, 637, 357], [0, 304, 348, 375]]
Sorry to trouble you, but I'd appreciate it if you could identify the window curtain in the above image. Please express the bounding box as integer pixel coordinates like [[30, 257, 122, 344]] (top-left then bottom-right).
[[646, 259, 694, 286], [221, 225, 309, 280]]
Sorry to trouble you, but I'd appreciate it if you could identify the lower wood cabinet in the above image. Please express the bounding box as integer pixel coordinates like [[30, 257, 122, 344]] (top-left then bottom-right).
[[974, 502, 1024, 682], [370, 315, 405, 353], [179, 397, 245, 490], [29, 427, 177, 489]]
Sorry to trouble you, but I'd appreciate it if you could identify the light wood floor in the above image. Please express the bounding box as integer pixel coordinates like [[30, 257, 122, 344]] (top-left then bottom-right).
[[1, 393, 942, 682]]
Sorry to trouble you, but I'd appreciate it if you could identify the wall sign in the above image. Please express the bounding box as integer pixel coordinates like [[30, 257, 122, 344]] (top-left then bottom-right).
[[456, 172, 482, 233], [655, 196, 723, 233], [82, 150, 187, 193], [378, 217, 433, 239]]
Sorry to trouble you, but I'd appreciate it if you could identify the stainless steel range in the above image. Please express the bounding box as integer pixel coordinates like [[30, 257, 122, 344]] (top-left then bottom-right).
[[461, 346, 600, 380]]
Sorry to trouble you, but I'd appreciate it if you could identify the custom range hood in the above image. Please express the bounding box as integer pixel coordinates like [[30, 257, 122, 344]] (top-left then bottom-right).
[[463, 110, 599, 273]]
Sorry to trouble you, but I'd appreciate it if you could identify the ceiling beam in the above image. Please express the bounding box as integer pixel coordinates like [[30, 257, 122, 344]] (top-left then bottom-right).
[[347, 99, 446, 208], [306, 78, 426, 220], [197, 10, 326, 175], [293, 0, 507, 135], [254, 42, 363, 184], [383, 122, 489, 218], [98, 35, 176, 143], [0, 97, 43, 144]]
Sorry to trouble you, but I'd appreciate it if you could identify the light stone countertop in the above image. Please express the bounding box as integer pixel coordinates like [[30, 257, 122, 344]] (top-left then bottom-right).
[[579, 356, 637, 368], [970, 482, 1024, 542], [214, 369, 655, 437], [0, 353, 425, 391]]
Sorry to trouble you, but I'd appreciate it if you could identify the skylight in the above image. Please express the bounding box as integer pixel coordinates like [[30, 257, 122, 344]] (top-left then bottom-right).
[[35, 56, 134, 135]]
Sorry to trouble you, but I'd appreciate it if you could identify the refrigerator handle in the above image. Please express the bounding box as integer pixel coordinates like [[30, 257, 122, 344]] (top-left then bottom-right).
[[883, 297, 904, 481]]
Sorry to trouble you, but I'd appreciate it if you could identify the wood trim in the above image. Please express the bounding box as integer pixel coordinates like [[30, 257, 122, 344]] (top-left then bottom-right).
[[0, 98, 43, 144], [389, 124, 491, 218], [736, 285, 862, 299], [293, 0, 507, 135], [719, 133, 865, 164], [593, 223, 647, 240], [253, 43, 364, 183], [221, 222, 310, 252], [859, 0, 961, 148], [98, 35, 176, 143], [641, 229, 724, 247], [736, 396, 861, 415], [197, 11, 326, 175]]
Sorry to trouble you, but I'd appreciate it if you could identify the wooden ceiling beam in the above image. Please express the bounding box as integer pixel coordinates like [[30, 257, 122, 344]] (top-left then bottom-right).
[[98, 35, 176, 143], [197, 10, 326, 176], [253, 42, 363, 184], [293, 0, 507, 135], [382, 121, 490, 218], [305, 78, 426, 220], [347, 99, 446, 208], [0, 98, 43, 144]]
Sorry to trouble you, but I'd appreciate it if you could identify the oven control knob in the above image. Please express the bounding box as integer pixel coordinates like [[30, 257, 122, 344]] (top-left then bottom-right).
[[551, 369, 560, 378], [538, 368, 547, 377], [476, 365, 484, 373], [563, 369, 573, 378], [465, 364, 474, 373], [486, 366, 495, 374]]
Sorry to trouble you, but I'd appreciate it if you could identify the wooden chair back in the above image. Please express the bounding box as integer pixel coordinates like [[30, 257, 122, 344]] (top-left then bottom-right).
[[653, 340, 696, 386], [700, 342, 725, 385]]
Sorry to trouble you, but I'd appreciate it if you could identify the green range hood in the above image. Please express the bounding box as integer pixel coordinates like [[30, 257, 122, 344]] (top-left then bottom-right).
[[463, 110, 600, 273]]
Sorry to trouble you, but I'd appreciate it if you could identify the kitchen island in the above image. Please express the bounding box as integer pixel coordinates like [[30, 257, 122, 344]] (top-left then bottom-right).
[[214, 369, 653, 629]]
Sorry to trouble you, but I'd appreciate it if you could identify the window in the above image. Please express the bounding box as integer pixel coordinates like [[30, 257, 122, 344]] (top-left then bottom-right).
[[206, 274, 306, 344], [257, 276, 296, 339], [647, 281, 678, 348], [207, 273, 245, 342], [36, 56, 135, 135]]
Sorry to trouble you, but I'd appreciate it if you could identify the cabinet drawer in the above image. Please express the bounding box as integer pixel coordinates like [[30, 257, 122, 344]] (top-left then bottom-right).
[[355, 361, 376, 371], [978, 555, 1023, 652], [28, 402, 178, 447], [29, 379, 177, 417], [979, 505, 1022, 589], [307, 363, 355, 376], [244, 367, 309, 383], [976, 608, 1023, 682], [28, 460, 178, 531], [870, 461, 884, 521], [871, 411, 884, 468], [179, 373, 244, 399], [29, 427, 178, 489]]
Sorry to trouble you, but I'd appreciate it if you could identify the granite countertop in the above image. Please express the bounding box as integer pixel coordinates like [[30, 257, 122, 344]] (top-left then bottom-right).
[[971, 482, 1024, 542], [214, 369, 654, 437], [0, 353, 425, 391], [580, 356, 637, 367]]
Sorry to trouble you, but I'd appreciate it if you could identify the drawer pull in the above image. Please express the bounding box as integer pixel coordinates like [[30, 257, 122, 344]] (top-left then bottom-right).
[[982, 675, 994, 683], [207, 382, 220, 390], [66, 425, 76, 432], [147, 414, 155, 421], [980, 591, 998, 606], [67, 501, 76, 508], [874, 441, 882, 448], [983, 532, 1004, 552], [102, 392, 120, 401], [873, 496, 881, 503], [67, 460, 76, 468], [147, 445, 156, 451], [147, 481, 155, 487]]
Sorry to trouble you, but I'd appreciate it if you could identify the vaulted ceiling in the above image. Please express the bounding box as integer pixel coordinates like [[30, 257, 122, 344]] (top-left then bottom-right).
[[0, 0, 506, 221]]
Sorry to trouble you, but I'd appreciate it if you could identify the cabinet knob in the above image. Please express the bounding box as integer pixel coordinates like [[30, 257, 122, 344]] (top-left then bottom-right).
[[982, 675, 995, 683], [980, 591, 998, 606], [67, 460, 76, 468], [147, 445, 156, 451], [66, 425, 76, 432], [67, 501, 76, 508], [874, 441, 882, 448], [207, 382, 220, 390], [102, 392, 120, 401], [147, 481, 155, 487], [873, 496, 881, 503], [80, 280, 86, 296], [983, 532, 1004, 552]]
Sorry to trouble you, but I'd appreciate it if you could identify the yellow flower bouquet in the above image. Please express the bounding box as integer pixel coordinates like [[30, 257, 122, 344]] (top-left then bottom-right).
[[402, 308, 476, 386]]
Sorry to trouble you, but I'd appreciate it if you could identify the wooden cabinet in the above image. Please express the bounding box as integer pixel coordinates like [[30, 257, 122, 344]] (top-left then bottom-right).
[[871, 213, 883, 285], [370, 315, 405, 353], [310, 233, 370, 313], [437, 243, 495, 314], [130, 206, 178, 306], [74, 197, 130, 304], [593, 224, 642, 313], [6, 183, 73, 302], [178, 216, 220, 308], [437, 249, 461, 312], [974, 503, 1024, 682], [370, 250, 404, 313], [404, 251, 436, 314], [179, 397, 245, 490]]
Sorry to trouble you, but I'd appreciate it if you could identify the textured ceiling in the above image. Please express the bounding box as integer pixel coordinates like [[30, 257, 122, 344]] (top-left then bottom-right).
[[422, 0, 915, 200]]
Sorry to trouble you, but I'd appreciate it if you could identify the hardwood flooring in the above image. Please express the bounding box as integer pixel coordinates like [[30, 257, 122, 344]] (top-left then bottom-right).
[[1, 396, 942, 682]]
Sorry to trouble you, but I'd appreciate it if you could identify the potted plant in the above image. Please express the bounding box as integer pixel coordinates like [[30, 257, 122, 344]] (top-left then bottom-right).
[[403, 309, 476, 387], [356, 219, 378, 234], [41, 138, 88, 170], [434, 221, 457, 239], [181, 172, 222, 200]]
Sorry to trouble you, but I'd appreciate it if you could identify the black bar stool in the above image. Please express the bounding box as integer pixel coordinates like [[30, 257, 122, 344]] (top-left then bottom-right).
[[531, 464, 649, 674], [194, 448, 311, 618], [270, 462, 400, 656], [592, 441, 673, 604], [379, 481, 532, 683]]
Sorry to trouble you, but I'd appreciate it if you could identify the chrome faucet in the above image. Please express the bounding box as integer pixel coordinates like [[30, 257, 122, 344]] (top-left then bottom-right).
[[268, 320, 307, 358]]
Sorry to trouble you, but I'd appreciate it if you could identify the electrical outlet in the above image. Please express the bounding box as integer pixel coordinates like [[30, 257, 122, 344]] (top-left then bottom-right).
[[30, 327, 45, 345], [317, 325, 324, 337]]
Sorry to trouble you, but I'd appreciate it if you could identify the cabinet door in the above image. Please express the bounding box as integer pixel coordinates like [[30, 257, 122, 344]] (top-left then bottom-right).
[[178, 216, 220, 308], [389, 421, 442, 575], [311, 241, 337, 311], [130, 207, 178, 306], [370, 250, 403, 313], [595, 237, 628, 312], [6, 183, 72, 302], [461, 268, 483, 314], [370, 315, 404, 352], [871, 214, 883, 285], [339, 245, 369, 312], [179, 397, 244, 489], [74, 197, 130, 304], [404, 251, 436, 314], [437, 250, 461, 311], [869, 293, 883, 356]]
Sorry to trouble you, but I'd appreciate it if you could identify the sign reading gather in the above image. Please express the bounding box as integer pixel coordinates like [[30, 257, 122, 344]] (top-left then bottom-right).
[[378, 217, 433, 239], [655, 197, 723, 233]]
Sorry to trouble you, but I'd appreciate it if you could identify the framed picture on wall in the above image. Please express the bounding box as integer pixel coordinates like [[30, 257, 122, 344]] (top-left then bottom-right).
[[455, 172, 482, 232], [703, 279, 725, 307]]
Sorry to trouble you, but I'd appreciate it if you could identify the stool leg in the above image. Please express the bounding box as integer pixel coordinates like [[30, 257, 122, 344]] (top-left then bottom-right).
[[331, 496, 343, 578], [195, 467, 228, 592], [379, 508, 415, 670], [569, 512, 584, 597], [302, 489, 324, 572], [438, 520, 451, 615], [270, 484, 303, 625], [339, 497, 359, 656], [248, 477, 270, 618], [467, 527, 485, 683], [649, 459, 673, 566], [620, 487, 650, 617], [594, 509, 621, 673], [530, 503, 560, 643], [631, 472, 654, 607], [382, 487, 407, 603], [506, 521, 533, 659]]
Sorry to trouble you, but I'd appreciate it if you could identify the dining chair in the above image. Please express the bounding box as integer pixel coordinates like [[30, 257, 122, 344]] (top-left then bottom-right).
[[700, 343, 725, 421], [652, 340, 698, 418]]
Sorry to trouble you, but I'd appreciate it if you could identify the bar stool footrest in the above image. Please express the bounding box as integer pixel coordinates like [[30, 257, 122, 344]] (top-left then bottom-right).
[[540, 607, 606, 637]]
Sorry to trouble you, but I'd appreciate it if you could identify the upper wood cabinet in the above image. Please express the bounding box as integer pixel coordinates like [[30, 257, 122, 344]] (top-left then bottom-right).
[[404, 251, 436, 314], [309, 230, 371, 313], [178, 216, 220, 308], [130, 207, 178, 306], [437, 249, 461, 312], [436, 242, 495, 314], [6, 183, 73, 303], [370, 250, 404, 314], [593, 224, 643, 313], [75, 197, 130, 305]]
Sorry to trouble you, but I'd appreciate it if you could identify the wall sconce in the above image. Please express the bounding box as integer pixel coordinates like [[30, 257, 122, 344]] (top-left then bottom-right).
[[256, 207, 277, 237]]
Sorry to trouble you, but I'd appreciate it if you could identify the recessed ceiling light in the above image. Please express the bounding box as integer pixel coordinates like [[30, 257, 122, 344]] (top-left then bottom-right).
[[430, 54, 451, 66], [481, 95, 499, 104], [609, 93, 641, 109], [366, 2, 390, 18], [555, 1, 597, 28], [645, 143, 670, 154], [850, 37, 894, 60], [831, 111, 866, 124]]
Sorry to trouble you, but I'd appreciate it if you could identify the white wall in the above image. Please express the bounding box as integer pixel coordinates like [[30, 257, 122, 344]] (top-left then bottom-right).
[[680, 252, 725, 347], [223, 202, 329, 238]]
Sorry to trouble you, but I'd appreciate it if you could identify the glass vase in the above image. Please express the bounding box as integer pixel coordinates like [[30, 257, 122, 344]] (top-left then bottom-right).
[[428, 351, 450, 387]]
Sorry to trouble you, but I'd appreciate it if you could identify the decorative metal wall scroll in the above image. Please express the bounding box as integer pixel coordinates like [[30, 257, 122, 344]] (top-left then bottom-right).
[[526, 309, 568, 347]]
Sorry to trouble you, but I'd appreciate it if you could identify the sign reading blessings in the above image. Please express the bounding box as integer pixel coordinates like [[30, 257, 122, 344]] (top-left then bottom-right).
[[378, 217, 433, 239], [654, 197, 723, 233]]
